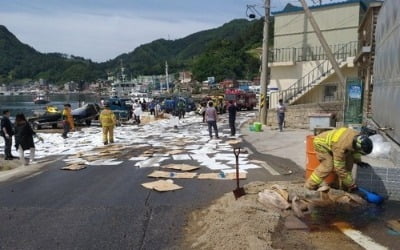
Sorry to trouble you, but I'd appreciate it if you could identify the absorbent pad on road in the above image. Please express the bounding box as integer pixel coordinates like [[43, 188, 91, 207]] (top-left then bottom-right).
[[141, 179, 183, 192], [197, 172, 247, 180], [148, 170, 197, 179], [162, 164, 199, 171]]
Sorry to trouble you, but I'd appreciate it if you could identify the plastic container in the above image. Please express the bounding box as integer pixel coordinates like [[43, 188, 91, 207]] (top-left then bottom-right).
[[254, 122, 262, 132], [249, 124, 255, 131], [305, 135, 337, 184]]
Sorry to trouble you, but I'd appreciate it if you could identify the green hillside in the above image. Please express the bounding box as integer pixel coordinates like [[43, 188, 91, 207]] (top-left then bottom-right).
[[0, 18, 271, 84]]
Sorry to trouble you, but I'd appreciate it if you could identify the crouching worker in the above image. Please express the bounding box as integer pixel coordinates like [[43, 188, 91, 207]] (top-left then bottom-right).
[[99, 104, 116, 145], [305, 127, 373, 192]]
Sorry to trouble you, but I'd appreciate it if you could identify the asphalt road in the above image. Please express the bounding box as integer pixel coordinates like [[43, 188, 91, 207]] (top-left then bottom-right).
[[0, 113, 304, 250]]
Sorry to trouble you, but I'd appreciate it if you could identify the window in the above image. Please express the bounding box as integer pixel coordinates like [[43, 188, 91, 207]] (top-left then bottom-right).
[[324, 85, 337, 102]]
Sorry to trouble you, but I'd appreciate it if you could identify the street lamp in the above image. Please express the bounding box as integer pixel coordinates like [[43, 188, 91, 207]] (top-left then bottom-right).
[[247, 0, 270, 125]]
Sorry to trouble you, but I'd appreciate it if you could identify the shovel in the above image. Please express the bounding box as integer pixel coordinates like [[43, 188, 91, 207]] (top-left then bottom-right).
[[233, 147, 246, 199]]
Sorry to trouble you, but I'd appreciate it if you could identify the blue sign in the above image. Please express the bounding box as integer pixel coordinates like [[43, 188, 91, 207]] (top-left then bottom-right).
[[348, 84, 361, 99]]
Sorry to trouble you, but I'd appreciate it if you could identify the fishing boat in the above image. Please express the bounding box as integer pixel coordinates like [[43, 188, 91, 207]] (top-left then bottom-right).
[[33, 92, 50, 104], [110, 64, 137, 98]]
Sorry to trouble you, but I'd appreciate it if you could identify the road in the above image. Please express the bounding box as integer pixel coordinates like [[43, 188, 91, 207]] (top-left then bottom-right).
[[0, 111, 303, 249], [1, 111, 398, 249]]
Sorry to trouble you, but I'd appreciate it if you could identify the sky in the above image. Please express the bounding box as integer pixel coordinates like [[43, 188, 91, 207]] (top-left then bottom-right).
[[0, 0, 344, 62]]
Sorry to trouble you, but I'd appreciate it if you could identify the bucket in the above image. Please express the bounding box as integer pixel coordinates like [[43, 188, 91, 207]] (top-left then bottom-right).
[[305, 135, 337, 184], [249, 124, 255, 131], [254, 122, 262, 132]]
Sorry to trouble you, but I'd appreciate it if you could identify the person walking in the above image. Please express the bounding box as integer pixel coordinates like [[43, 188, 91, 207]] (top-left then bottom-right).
[[61, 104, 74, 139], [148, 101, 155, 116], [177, 99, 186, 120], [205, 101, 219, 139], [305, 127, 373, 191], [277, 99, 286, 132], [99, 104, 116, 145], [155, 102, 161, 118], [227, 100, 237, 136], [1, 110, 16, 160], [14, 113, 42, 165], [133, 100, 142, 124], [199, 103, 206, 123]]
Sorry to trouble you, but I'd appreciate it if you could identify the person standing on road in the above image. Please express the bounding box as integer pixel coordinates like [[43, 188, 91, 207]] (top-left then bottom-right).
[[305, 127, 373, 192], [133, 100, 142, 124], [177, 99, 186, 120], [61, 104, 74, 139], [148, 101, 155, 116], [99, 104, 116, 145], [205, 101, 219, 139], [228, 100, 237, 136], [1, 110, 16, 160], [155, 101, 161, 118], [14, 113, 42, 165], [277, 99, 286, 132]]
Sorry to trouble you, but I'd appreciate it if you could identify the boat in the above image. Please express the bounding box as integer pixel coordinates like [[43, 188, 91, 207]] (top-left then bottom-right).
[[33, 93, 50, 104], [110, 64, 137, 98], [130, 91, 152, 103], [28, 105, 61, 129]]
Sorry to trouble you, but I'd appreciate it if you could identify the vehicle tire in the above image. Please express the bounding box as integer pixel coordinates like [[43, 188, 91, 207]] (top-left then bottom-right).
[[85, 120, 92, 126], [248, 106, 254, 111], [51, 123, 58, 129]]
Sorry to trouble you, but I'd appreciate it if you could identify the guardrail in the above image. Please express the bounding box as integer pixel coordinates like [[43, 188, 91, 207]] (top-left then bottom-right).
[[269, 41, 359, 63]]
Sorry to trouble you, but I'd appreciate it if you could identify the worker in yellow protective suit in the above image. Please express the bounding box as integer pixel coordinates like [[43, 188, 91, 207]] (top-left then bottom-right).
[[99, 104, 116, 145], [305, 127, 373, 191], [61, 104, 75, 139]]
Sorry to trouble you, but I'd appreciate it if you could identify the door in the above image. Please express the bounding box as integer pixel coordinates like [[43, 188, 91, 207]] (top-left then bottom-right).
[[344, 78, 363, 125]]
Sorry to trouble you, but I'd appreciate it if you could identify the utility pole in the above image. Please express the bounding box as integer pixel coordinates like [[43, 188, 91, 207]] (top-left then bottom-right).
[[165, 61, 170, 93], [298, 0, 346, 88], [259, 0, 270, 125]]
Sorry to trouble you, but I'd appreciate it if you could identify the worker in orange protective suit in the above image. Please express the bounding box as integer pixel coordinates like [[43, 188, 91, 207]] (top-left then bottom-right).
[[305, 127, 373, 192], [61, 104, 75, 139], [99, 104, 116, 145]]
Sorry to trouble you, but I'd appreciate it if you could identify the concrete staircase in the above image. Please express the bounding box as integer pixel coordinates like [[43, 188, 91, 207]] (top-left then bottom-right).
[[275, 41, 358, 105]]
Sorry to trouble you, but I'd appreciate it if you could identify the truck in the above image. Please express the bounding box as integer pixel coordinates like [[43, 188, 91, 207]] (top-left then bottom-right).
[[161, 96, 196, 115], [224, 88, 257, 111], [104, 97, 133, 122]]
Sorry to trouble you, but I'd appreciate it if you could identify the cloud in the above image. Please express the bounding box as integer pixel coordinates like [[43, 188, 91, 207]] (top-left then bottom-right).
[[0, 11, 217, 62]]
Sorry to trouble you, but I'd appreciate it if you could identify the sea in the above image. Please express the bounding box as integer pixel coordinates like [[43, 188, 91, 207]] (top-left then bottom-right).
[[0, 93, 102, 118]]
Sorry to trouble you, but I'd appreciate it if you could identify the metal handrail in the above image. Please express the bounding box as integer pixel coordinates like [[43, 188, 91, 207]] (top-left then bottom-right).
[[269, 41, 359, 63], [276, 41, 358, 103]]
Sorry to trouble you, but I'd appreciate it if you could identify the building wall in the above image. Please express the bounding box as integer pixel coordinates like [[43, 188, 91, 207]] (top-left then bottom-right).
[[372, 0, 400, 145], [266, 101, 343, 128], [270, 2, 363, 108], [274, 4, 361, 49], [270, 60, 357, 89], [269, 62, 358, 108], [295, 66, 358, 103]]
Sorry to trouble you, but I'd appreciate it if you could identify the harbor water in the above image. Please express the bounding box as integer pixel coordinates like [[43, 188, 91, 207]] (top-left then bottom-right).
[[0, 93, 101, 118]]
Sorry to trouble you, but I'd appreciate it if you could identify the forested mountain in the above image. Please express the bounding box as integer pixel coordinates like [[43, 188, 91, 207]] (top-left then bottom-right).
[[0, 25, 103, 83], [0, 18, 272, 84]]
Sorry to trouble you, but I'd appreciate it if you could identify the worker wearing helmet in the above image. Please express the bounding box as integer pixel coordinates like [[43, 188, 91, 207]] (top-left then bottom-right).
[[99, 104, 116, 145], [305, 127, 373, 191]]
